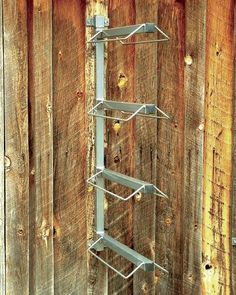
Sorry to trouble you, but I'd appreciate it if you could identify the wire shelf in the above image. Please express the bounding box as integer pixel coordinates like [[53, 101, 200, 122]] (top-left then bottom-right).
[[87, 23, 169, 45], [87, 168, 168, 201], [88, 100, 169, 122], [88, 234, 168, 279]]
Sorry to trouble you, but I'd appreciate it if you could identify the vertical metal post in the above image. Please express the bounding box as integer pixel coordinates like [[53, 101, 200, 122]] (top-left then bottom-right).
[[95, 16, 106, 235]]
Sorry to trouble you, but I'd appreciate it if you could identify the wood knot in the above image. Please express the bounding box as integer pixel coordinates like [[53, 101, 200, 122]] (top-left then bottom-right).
[[113, 120, 121, 135], [198, 123, 204, 131], [17, 228, 25, 236], [46, 102, 52, 113], [184, 55, 193, 66], [58, 50, 63, 59], [4, 156, 11, 171], [154, 275, 160, 285], [114, 155, 120, 163], [205, 264, 212, 270], [117, 72, 128, 90], [135, 192, 142, 202], [41, 226, 50, 240], [77, 91, 83, 100], [141, 282, 148, 293], [165, 217, 172, 226]]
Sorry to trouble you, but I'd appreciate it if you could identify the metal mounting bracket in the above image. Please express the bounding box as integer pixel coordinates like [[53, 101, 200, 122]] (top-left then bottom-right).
[[232, 237, 236, 246], [86, 15, 109, 28]]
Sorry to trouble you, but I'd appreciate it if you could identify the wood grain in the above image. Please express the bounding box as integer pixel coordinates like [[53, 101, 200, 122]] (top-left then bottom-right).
[[3, 0, 29, 294], [106, 0, 135, 294], [52, 1, 87, 293], [155, 1, 185, 294], [0, 0, 5, 293], [182, 1, 206, 294], [202, 1, 234, 294], [27, 0, 54, 294]]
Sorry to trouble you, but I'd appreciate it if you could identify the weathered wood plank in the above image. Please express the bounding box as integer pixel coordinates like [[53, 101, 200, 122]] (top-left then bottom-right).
[[52, 1, 87, 293], [155, 1, 185, 294], [106, 0, 135, 294], [202, 1, 234, 294], [85, 1, 108, 294], [182, 1, 206, 294], [27, 1, 54, 294], [0, 0, 5, 293], [232, 4, 236, 293], [133, 0, 158, 294], [3, 0, 29, 294]]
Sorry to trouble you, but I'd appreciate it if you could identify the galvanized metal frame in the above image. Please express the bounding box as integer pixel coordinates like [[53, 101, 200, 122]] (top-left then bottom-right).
[[86, 15, 169, 279]]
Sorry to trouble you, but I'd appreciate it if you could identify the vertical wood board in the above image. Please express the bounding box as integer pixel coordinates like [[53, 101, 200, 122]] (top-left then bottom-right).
[[155, 1, 185, 294], [106, 0, 135, 293], [133, 0, 158, 294], [52, 1, 87, 293], [0, 0, 5, 293], [27, 0, 54, 294], [202, 0, 234, 293], [3, 0, 29, 294], [182, 1, 206, 294]]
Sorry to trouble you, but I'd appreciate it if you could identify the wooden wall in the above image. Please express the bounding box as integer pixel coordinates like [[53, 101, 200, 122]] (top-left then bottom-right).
[[0, 0, 235, 294]]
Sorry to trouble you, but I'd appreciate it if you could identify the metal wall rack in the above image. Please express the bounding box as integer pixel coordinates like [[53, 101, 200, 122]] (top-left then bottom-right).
[[86, 15, 170, 279]]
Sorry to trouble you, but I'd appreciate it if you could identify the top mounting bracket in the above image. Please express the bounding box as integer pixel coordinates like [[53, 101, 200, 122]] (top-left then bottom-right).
[[86, 15, 169, 45], [86, 15, 109, 28]]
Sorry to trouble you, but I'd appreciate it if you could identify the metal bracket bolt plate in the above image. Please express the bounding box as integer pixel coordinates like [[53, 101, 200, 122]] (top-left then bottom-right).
[[86, 15, 109, 28], [232, 237, 236, 246]]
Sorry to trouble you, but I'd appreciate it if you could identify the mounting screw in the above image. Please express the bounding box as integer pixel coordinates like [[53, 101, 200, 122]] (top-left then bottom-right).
[[232, 237, 236, 246], [86, 17, 94, 27]]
